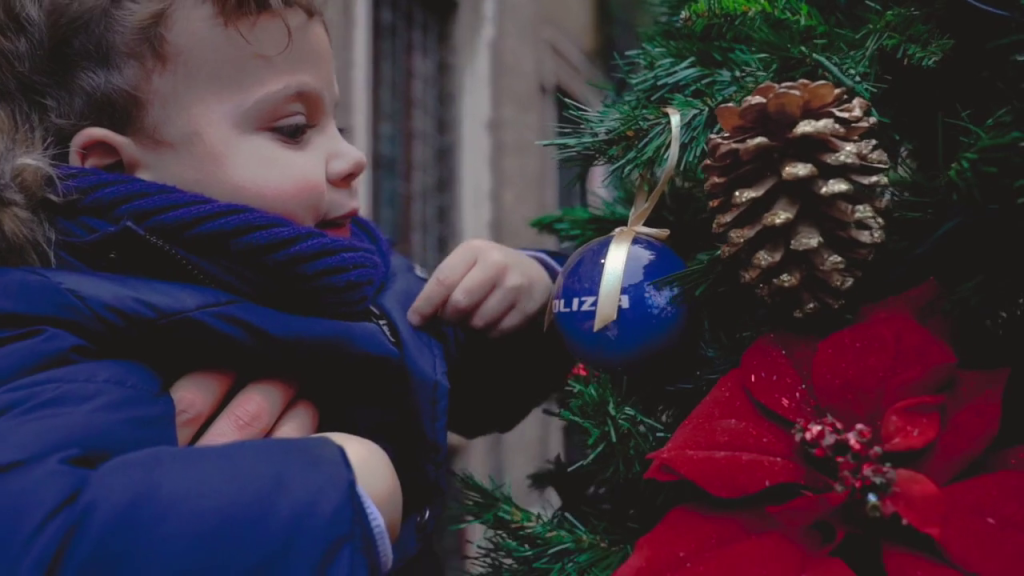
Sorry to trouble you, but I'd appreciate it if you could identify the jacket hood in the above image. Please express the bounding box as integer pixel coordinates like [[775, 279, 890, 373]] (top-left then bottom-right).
[[0, 109, 56, 267]]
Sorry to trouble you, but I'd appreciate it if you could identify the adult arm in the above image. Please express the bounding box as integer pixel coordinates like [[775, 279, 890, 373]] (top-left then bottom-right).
[[0, 325, 386, 575]]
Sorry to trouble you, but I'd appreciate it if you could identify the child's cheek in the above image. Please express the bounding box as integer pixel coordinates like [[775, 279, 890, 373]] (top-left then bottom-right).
[[243, 177, 326, 227]]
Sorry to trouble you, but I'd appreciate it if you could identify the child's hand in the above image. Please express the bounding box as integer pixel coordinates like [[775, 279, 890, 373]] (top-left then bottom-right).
[[407, 239, 553, 337]]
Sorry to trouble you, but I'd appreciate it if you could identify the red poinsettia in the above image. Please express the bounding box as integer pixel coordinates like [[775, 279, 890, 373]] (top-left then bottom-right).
[[615, 281, 1022, 575]]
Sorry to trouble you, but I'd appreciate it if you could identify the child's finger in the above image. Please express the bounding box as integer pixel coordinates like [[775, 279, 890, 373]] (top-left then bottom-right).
[[440, 259, 501, 323], [408, 247, 477, 325], [489, 300, 534, 338], [195, 379, 297, 446], [169, 370, 236, 446], [468, 285, 517, 331], [268, 398, 319, 438]]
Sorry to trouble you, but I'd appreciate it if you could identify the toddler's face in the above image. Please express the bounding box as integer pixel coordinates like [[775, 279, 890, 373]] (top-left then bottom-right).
[[77, 0, 364, 237]]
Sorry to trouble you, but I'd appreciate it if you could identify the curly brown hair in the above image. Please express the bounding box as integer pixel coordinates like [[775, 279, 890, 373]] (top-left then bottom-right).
[[1, 0, 322, 154], [0, 0, 322, 266]]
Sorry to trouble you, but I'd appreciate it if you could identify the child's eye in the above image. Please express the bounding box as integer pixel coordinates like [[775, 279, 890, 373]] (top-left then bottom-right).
[[272, 122, 314, 143]]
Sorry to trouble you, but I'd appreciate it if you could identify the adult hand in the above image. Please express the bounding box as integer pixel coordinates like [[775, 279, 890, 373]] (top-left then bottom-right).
[[170, 371, 319, 446]]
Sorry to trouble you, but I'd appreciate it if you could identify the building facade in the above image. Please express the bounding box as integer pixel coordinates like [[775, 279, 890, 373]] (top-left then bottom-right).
[[321, 0, 631, 570]]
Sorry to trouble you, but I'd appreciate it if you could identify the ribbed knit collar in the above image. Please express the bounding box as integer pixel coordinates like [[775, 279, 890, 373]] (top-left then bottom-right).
[[53, 166, 390, 317]]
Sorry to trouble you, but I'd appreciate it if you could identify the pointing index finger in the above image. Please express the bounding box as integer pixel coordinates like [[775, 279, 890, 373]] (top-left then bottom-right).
[[407, 248, 477, 326]]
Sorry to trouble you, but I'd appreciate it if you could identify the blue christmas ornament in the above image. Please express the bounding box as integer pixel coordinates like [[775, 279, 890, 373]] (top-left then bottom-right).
[[548, 106, 687, 370], [549, 234, 688, 371]]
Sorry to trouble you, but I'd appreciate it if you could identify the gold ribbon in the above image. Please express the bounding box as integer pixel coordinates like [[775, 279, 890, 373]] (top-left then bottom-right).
[[593, 107, 682, 331], [545, 107, 682, 333]]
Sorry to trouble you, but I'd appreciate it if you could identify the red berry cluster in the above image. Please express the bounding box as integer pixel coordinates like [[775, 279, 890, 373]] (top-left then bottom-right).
[[795, 416, 895, 502]]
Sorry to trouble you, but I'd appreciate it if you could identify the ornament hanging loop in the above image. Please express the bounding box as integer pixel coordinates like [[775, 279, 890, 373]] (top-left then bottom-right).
[[592, 107, 683, 331]]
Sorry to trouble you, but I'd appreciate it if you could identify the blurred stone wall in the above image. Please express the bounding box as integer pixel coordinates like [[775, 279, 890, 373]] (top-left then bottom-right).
[[324, 1, 609, 570]]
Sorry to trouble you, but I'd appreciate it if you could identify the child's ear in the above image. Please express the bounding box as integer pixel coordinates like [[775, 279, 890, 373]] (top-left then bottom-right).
[[68, 127, 142, 174]]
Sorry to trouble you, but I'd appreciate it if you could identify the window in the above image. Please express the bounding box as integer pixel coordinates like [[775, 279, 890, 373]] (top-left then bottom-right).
[[554, 91, 589, 464], [599, 0, 645, 93], [372, 5, 461, 569], [372, 0, 456, 270], [556, 91, 589, 211]]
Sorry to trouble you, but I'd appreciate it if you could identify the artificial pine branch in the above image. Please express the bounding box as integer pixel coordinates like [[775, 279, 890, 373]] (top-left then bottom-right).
[[541, 0, 1024, 333], [454, 473, 630, 576], [554, 373, 671, 485], [550, 0, 950, 188], [945, 108, 1024, 204], [530, 192, 631, 249], [454, 374, 695, 573]]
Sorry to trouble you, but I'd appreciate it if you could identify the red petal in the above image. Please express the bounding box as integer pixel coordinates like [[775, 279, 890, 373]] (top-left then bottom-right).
[[647, 370, 827, 497], [742, 334, 819, 423], [858, 280, 950, 342], [680, 533, 840, 576], [882, 396, 944, 452], [915, 369, 1011, 485], [858, 280, 943, 321], [802, 558, 858, 576], [767, 493, 847, 554], [611, 506, 759, 576], [647, 450, 812, 496], [772, 331, 821, 384], [675, 533, 807, 575], [812, 313, 956, 429], [882, 545, 962, 576], [938, 471, 1024, 575], [887, 469, 943, 538], [612, 506, 853, 576]]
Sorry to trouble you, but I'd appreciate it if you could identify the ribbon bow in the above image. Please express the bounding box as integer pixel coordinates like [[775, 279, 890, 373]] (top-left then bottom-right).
[[592, 107, 683, 331], [545, 107, 682, 333]]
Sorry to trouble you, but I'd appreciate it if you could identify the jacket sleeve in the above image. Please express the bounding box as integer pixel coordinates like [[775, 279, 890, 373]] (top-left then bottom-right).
[[0, 324, 384, 575], [443, 249, 576, 439]]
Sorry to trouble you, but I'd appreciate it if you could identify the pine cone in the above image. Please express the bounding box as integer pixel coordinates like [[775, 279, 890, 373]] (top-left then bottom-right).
[[703, 80, 891, 317]]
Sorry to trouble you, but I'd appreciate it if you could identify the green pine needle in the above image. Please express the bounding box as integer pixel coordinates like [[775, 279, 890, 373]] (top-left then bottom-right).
[[453, 474, 630, 576], [557, 373, 671, 484]]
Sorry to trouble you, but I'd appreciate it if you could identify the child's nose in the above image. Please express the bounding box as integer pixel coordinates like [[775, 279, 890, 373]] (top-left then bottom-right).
[[327, 139, 367, 191]]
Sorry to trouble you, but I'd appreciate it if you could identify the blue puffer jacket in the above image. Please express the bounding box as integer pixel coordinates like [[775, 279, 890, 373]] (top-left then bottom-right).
[[0, 195, 570, 573]]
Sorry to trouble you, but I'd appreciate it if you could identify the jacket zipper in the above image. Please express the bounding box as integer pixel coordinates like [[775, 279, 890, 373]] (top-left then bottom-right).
[[365, 305, 401, 348], [140, 232, 217, 288], [142, 231, 395, 341]]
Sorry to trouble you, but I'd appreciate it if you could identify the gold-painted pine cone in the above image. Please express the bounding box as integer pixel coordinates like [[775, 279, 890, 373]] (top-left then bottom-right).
[[703, 80, 892, 317]]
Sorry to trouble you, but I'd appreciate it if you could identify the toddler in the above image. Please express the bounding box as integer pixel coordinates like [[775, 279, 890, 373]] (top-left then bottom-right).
[[0, 0, 570, 574]]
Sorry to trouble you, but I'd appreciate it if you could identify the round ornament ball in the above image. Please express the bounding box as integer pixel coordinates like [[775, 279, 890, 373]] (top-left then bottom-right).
[[550, 234, 688, 371]]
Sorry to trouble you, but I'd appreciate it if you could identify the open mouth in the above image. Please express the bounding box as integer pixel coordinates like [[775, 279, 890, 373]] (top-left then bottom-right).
[[316, 211, 358, 239]]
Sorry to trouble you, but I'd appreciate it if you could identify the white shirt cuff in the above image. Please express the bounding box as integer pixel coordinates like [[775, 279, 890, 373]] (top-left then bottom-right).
[[355, 485, 394, 573]]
